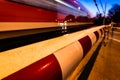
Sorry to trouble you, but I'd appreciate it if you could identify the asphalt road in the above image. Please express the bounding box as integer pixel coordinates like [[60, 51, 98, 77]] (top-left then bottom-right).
[[87, 30, 120, 80]]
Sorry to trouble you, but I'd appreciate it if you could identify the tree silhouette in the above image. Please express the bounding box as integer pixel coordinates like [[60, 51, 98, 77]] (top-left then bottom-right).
[[94, 13, 104, 25], [64, 14, 76, 22], [108, 4, 120, 23]]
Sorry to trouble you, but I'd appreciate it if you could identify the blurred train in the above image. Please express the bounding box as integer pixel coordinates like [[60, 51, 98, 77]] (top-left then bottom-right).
[[0, 0, 93, 22], [0, 0, 94, 39]]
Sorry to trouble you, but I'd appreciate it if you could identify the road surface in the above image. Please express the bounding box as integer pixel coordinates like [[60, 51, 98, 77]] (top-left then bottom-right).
[[88, 30, 120, 80]]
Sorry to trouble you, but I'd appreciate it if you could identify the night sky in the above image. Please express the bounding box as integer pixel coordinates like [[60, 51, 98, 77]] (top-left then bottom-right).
[[78, 0, 120, 17]]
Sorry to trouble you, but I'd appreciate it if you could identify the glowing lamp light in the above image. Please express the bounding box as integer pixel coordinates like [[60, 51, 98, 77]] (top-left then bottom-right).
[[78, 7, 81, 10]]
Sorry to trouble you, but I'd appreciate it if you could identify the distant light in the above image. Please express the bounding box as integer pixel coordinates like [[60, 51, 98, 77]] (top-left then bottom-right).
[[73, 1, 77, 3], [59, 23, 64, 26], [73, 0, 79, 4], [64, 21, 67, 26], [78, 7, 81, 10]]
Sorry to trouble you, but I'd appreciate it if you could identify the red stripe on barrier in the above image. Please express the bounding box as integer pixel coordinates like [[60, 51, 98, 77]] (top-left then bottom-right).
[[3, 54, 62, 80], [78, 36, 92, 57], [94, 31, 99, 41]]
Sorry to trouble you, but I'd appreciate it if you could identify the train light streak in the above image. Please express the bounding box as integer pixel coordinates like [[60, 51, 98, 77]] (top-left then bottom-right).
[[55, 0, 77, 10]]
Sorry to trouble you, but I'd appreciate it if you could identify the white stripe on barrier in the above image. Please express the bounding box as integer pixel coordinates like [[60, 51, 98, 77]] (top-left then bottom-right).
[[54, 41, 83, 80], [88, 33, 97, 45], [97, 29, 102, 38]]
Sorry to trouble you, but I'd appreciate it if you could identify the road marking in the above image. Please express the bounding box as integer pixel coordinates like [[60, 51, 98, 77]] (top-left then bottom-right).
[[110, 38, 120, 43]]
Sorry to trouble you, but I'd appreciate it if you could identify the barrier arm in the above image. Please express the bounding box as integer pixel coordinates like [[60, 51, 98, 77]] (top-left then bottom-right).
[[0, 25, 104, 80]]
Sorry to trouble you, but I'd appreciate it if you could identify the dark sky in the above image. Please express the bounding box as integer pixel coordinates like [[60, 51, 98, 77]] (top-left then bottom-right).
[[78, 0, 120, 17]]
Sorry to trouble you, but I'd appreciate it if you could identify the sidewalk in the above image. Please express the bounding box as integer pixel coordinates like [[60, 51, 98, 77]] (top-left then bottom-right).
[[88, 31, 120, 80]]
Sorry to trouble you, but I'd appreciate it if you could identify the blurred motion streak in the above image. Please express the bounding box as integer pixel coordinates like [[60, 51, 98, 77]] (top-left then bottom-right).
[[0, 0, 92, 22]]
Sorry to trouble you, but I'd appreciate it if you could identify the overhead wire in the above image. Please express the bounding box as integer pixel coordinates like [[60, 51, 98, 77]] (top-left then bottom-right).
[[93, 0, 101, 14], [104, 0, 108, 16], [94, 0, 108, 24], [103, 0, 108, 24], [99, 0, 105, 14]]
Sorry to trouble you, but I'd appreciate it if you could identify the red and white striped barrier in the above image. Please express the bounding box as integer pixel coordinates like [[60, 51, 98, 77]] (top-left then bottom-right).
[[1, 26, 104, 80]]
